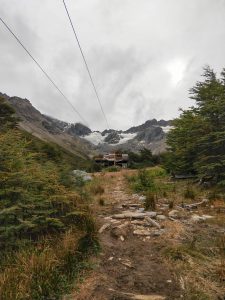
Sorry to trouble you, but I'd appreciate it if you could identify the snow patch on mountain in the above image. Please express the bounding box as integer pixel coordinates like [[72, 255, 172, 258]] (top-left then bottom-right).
[[83, 132, 105, 145], [116, 133, 137, 145], [161, 126, 173, 133]]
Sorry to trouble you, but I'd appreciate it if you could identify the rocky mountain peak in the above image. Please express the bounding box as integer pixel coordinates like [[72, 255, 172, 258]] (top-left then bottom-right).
[[67, 123, 92, 137]]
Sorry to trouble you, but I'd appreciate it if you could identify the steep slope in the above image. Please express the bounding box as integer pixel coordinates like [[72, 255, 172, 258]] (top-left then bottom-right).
[[0, 93, 93, 159]]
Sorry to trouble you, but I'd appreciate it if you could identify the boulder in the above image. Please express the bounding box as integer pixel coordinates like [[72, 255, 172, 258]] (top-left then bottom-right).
[[72, 170, 92, 181]]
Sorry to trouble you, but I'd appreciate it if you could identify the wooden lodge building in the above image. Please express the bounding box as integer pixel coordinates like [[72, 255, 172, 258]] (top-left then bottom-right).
[[95, 153, 129, 168]]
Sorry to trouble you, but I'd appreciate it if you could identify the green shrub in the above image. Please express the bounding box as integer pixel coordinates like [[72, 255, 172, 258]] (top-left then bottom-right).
[[184, 186, 196, 199], [104, 166, 120, 172], [144, 192, 156, 210]]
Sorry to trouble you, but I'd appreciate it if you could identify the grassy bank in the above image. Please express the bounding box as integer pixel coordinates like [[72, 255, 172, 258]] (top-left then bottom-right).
[[0, 99, 98, 299]]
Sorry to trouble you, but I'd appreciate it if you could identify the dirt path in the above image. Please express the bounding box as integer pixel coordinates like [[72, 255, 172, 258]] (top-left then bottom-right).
[[68, 170, 183, 300]]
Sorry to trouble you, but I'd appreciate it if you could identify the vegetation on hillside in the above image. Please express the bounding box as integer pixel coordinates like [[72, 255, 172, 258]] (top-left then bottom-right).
[[164, 66, 225, 188], [128, 148, 160, 169], [0, 97, 98, 299]]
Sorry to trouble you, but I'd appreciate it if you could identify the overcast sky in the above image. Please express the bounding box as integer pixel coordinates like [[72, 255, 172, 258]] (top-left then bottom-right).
[[1, 0, 225, 130]]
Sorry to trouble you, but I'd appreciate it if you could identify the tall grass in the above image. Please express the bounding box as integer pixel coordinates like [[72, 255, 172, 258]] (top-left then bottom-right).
[[0, 228, 98, 300]]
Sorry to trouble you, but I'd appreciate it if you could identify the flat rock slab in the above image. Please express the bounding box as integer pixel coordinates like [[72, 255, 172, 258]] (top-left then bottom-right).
[[133, 229, 151, 236], [108, 290, 166, 300], [145, 211, 157, 218], [132, 295, 165, 300], [112, 212, 145, 220], [191, 214, 214, 222], [122, 203, 142, 208]]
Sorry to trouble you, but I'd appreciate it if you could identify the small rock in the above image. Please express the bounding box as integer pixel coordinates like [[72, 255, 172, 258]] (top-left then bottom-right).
[[151, 230, 164, 236], [139, 196, 146, 201], [145, 217, 161, 229], [168, 210, 181, 218], [108, 256, 114, 261], [111, 223, 129, 238], [120, 235, 125, 241], [156, 215, 167, 221], [98, 223, 111, 234], [121, 259, 132, 268], [202, 214, 214, 220]]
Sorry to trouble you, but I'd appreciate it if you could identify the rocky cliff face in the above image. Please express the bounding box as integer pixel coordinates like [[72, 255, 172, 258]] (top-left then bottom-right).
[[1, 92, 171, 154]]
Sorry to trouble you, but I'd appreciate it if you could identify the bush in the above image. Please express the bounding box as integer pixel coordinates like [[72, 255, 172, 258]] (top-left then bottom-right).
[[144, 192, 156, 210], [89, 184, 105, 195], [103, 166, 120, 172], [184, 186, 196, 199], [133, 169, 156, 192]]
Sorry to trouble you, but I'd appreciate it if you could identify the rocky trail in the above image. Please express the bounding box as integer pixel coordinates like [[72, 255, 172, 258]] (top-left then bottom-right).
[[66, 170, 224, 300], [68, 171, 183, 300]]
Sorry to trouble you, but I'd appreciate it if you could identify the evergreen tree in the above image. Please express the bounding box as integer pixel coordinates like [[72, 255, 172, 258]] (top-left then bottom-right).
[[166, 66, 225, 186]]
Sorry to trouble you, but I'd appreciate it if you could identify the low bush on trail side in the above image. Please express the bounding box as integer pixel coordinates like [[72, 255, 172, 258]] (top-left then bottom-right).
[[89, 183, 105, 195], [144, 192, 157, 210]]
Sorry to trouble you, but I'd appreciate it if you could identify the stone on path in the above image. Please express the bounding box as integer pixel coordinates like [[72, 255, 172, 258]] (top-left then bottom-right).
[[156, 215, 167, 221], [98, 223, 111, 234], [132, 295, 166, 300], [112, 212, 145, 220], [145, 211, 157, 218], [133, 229, 151, 236], [191, 214, 214, 222], [168, 210, 181, 218], [145, 216, 161, 229]]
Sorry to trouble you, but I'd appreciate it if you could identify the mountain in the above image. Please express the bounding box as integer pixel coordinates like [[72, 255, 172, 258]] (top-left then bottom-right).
[[0, 93, 93, 159], [1, 92, 172, 154], [82, 119, 172, 153]]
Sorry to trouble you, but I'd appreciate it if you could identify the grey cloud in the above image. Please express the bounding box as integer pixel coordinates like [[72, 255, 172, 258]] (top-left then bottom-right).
[[0, 0, 225, 130]]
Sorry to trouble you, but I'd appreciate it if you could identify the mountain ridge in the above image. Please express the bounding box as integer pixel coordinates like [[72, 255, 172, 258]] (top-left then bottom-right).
[[1, 92, 171, 154]]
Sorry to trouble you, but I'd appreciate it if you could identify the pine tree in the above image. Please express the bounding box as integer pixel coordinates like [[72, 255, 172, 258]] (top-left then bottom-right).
[[166, 66, 225, 186]]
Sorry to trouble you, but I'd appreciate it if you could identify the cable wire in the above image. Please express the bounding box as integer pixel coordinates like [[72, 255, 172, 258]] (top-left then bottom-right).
[[0, 16, 88, 125], [62, 0, 110, 129]]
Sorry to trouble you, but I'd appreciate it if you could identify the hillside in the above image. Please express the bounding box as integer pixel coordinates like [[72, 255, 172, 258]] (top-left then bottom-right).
[[0, 97, 98, 299], [0, 92, 93, 159]]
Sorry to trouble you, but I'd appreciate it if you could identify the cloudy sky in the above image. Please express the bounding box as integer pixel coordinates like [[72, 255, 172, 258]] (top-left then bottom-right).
[[1, 0, 225, 130]]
